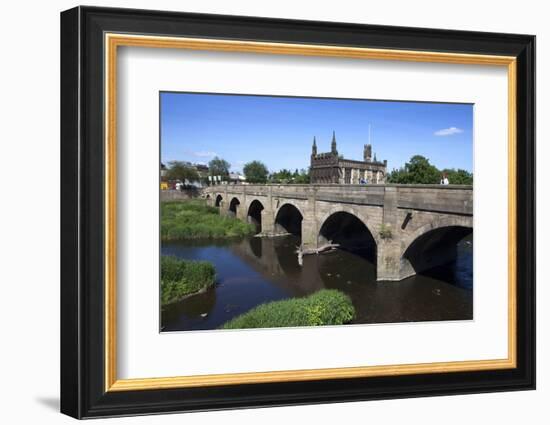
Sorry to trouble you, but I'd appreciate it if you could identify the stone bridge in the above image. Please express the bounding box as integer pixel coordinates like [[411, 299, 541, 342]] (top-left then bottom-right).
[[204, 184, 473, 281]]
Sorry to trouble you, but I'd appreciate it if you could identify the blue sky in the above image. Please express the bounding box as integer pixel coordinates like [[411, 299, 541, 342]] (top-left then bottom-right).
[[160, 92, 473, 173]]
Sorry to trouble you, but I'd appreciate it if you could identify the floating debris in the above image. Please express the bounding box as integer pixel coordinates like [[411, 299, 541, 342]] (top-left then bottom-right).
[[295, 242, 340, 266]]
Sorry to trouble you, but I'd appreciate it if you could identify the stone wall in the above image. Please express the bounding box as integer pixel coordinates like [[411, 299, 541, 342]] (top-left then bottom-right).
[[160, 189, 195, 202], [205, 184, 473, 281]]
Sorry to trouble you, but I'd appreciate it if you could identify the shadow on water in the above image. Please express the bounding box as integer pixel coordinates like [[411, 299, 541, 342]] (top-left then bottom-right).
[[161, 234, 473, 331]]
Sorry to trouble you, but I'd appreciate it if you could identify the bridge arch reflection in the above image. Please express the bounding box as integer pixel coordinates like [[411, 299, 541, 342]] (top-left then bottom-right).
[[232, 236, 324, 296]]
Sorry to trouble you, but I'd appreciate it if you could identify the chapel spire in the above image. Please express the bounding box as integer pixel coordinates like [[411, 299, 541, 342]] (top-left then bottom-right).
[[331, 131, 338, 155]]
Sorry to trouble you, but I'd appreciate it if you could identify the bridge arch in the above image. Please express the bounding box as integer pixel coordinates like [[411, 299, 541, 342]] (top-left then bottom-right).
[[214, 194, 223, 207], [273, 198, 305, 215], [274, 203, 303, 236], [247, 199, 264, 233], [318, 210, 377, 261], [228, 197, 241, 216], [400, 217, 473, 278], [317, 205, 381, 246]]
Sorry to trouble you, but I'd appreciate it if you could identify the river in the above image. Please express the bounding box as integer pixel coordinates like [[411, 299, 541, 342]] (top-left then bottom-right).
[[161, 234, 473, 332]]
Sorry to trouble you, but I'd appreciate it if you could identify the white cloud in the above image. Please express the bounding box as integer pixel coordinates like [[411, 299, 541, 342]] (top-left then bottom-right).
[[434, 127, 464, 136], [186, 150, 217, 158]]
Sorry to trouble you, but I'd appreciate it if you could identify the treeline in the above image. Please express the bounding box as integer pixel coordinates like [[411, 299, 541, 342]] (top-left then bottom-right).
[[164, 157, 310, 185], [241, 161, 310, 184], [164, 154, 471, 186], [388, 155, 473, 185], [268, 167, 310, 184]]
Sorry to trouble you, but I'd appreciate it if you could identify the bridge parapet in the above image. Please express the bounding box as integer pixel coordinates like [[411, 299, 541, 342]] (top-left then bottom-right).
[[395, 186, 473, 215], [206, 184, 472, 216]]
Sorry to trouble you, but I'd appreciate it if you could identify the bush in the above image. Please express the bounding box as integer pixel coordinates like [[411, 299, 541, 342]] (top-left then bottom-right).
[[221, 289, 355, 330], [161, 256, 216, 306], [161, 200, 255, 241], [379, 223, 393, 240]]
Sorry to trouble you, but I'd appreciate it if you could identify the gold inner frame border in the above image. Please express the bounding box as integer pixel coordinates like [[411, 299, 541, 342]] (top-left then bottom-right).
[[104, 33, 517, 392]]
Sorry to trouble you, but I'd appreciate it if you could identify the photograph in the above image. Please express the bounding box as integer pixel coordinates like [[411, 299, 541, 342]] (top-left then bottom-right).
[[159, 92, 474, 332]]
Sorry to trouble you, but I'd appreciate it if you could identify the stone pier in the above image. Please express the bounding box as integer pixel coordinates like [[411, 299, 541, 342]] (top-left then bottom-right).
[[206, 184, 472, 281]]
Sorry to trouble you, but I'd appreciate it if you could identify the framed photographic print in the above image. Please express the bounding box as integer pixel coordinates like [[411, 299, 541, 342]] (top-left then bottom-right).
[[60, 6, 535, 419]]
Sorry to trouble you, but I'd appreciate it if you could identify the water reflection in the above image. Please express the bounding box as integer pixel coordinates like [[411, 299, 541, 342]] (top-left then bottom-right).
[[161, 235, 473, 331]]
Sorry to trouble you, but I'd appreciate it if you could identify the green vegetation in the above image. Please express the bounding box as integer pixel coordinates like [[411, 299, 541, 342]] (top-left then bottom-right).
[[165, 160, 200, 183], [269, 168, 310, 184], [388, 155, 473, 185], [161, 200, 255, 241], [388, 155, 440, 184], [243, 160, 269, 183], [208, 157, 231, 180], [379, 223, 393, 240], [161, 256, 216, 306], [440, 168, 474, 185], [221, 289, 355, 330]]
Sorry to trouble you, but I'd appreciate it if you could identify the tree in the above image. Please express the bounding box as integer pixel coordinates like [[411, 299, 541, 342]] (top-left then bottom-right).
[[208, 157, 230, 179], [270, 168, 293, 183], [268, 168, 310, 184], [243, 160, 269, 183], [388, 155, 440, 184], [441, 168, 473, 185], [387, 167, 408, 183], [293, 168, 310, 184], [165, 161, 199, 183], [388, 155, 473, 185]]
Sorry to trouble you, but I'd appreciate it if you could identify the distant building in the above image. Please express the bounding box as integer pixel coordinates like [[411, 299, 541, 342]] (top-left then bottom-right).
[[309, 132, 387, 184], [228, 172, 247, 184]]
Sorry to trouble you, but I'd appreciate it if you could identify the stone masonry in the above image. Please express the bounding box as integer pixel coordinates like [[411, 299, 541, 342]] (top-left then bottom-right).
[[205, 184, 473, 281], [310, 132, 387, 184]]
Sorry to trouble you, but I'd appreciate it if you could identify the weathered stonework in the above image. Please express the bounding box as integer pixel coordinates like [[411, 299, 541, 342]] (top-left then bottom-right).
[[160, 189, 193, 202], [310, 132, 387, 184], [205, 184, 473, 281]]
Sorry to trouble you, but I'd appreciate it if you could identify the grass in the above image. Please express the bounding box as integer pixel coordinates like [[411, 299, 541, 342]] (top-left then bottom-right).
[[161, 256, 216, 306], [161, 200, 256, 241], [221, 289, 355, 330]]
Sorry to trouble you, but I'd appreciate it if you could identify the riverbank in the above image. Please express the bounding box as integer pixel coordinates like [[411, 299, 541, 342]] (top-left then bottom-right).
[[221, 289, 355, 329], [161, 256, 216, 306], [161, 200, 255, 241]]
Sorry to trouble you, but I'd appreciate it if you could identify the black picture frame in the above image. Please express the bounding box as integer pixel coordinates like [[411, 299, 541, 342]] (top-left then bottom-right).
[[60, 5, 535, 419]]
